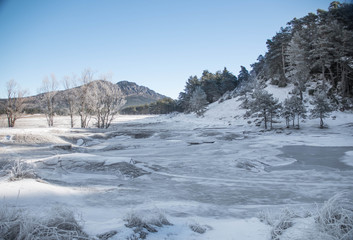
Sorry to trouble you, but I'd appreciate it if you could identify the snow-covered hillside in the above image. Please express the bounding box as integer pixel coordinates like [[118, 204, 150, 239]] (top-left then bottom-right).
[[0, 89, 353, 239]]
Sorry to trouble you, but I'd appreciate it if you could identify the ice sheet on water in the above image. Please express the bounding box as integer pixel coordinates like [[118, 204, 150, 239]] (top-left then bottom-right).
[[341, 151, 353, 167], [0, 102, 352, 239], [76, 138, 84, 146]]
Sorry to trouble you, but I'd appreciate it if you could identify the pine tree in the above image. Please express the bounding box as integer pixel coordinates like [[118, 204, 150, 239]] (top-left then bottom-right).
[[179, 75, 200, 112], [268, 98, 282, 130], [250, 55, 266, 79], [190, 87, 209, 116], [328, 21, 353, 96], [219, 67, 237, 94], [286, 32, 310, 100], [282, 95, 307, 128], [248, 89, 280, 129], [237, 66, 250, 84], [310, 91, 334, 128], [281, 98, 293, 128], [265, 27, 292, 87]]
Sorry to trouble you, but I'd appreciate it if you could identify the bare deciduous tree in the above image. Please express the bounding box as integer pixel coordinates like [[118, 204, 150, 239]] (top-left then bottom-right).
[[77, 68, 94, 128], [40, 74, 58, 127], [90, 79, 125, 129], [63, 74, 77, 128], [5, 79, 27, 127]]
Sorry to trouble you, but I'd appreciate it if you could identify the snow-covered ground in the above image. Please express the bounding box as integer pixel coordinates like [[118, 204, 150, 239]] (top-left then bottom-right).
[[0, 95, 352, 239]]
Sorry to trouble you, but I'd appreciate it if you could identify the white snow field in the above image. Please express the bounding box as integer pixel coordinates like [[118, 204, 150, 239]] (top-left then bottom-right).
[[0, 96, 353, 239]]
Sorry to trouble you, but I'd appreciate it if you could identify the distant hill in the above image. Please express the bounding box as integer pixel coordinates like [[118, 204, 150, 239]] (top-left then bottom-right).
[[116, 81, 167, 108], [0, 80, 168, 114]]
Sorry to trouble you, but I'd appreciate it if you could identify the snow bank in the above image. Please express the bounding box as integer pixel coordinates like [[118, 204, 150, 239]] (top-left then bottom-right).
[[265, 84, 294, 102], [0, 128, 69, 145], [204, 97, 247, 125], [82, 213, 271, 240], [0, 179, 87, 205]]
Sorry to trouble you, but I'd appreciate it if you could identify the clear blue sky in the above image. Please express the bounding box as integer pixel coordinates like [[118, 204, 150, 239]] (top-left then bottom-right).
[[0, 0, 334, 99]]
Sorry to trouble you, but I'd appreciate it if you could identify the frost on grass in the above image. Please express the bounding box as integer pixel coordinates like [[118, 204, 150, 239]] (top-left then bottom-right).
[[189, 222, 210, 234], [8, 159, 37, 181], [0, 204, 89, 240], [270, 209, 296, 240], [257, 209, 275, 226], [96, 230, 118, 240], [124, 210, 172, 239], [258, 192, 353, 240], [315, 192, 353, 240], [257, 208, 296, 240]]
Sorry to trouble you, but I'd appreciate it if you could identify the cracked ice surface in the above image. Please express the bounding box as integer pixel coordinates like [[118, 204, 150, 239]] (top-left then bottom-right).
[[0, 112, 352, 239]]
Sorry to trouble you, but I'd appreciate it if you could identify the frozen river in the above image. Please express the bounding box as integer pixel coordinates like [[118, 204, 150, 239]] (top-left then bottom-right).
[[1, 115, 353, 239]]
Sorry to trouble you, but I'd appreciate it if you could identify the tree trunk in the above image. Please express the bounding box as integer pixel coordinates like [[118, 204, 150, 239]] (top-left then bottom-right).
[[341, 64, 348, 97], [281, 45, 286, 78], [80, 114, 86, 128], [322, 64, 326, 89], [263, 109, 267, 129], [7, 112, 11, 127], [286, 117, 289, 128], [70, 113, 74, 128], [327, 67, 335, 88]]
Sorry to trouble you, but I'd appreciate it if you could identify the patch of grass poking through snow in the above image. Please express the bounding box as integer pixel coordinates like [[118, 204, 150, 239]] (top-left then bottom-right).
[[258, 208, 297, 240], [189, 222, 210, 234], [270, 209, 296, 240], [8, 159, 37, 181], [257, 209, 275, 226], [124, 210, 172, 239], [0, 203, 21, 239], [0, 204, 90, 240], [315, 192, 353, 240], [96, 230, 118, 240]]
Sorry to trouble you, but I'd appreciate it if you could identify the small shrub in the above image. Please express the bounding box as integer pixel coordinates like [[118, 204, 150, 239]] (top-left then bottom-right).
[[9, 159, 37, 181], [257, 209, 275, 226], [189, 222, 208, 234], [147, 211, 172, 227], [0, 204, 89, 240], [0, 204, 21, 239], [124, 211, 142, 228], [124, 210, 172, 239], [96, 230, 118, 240], [264, 208, 296, 240]]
